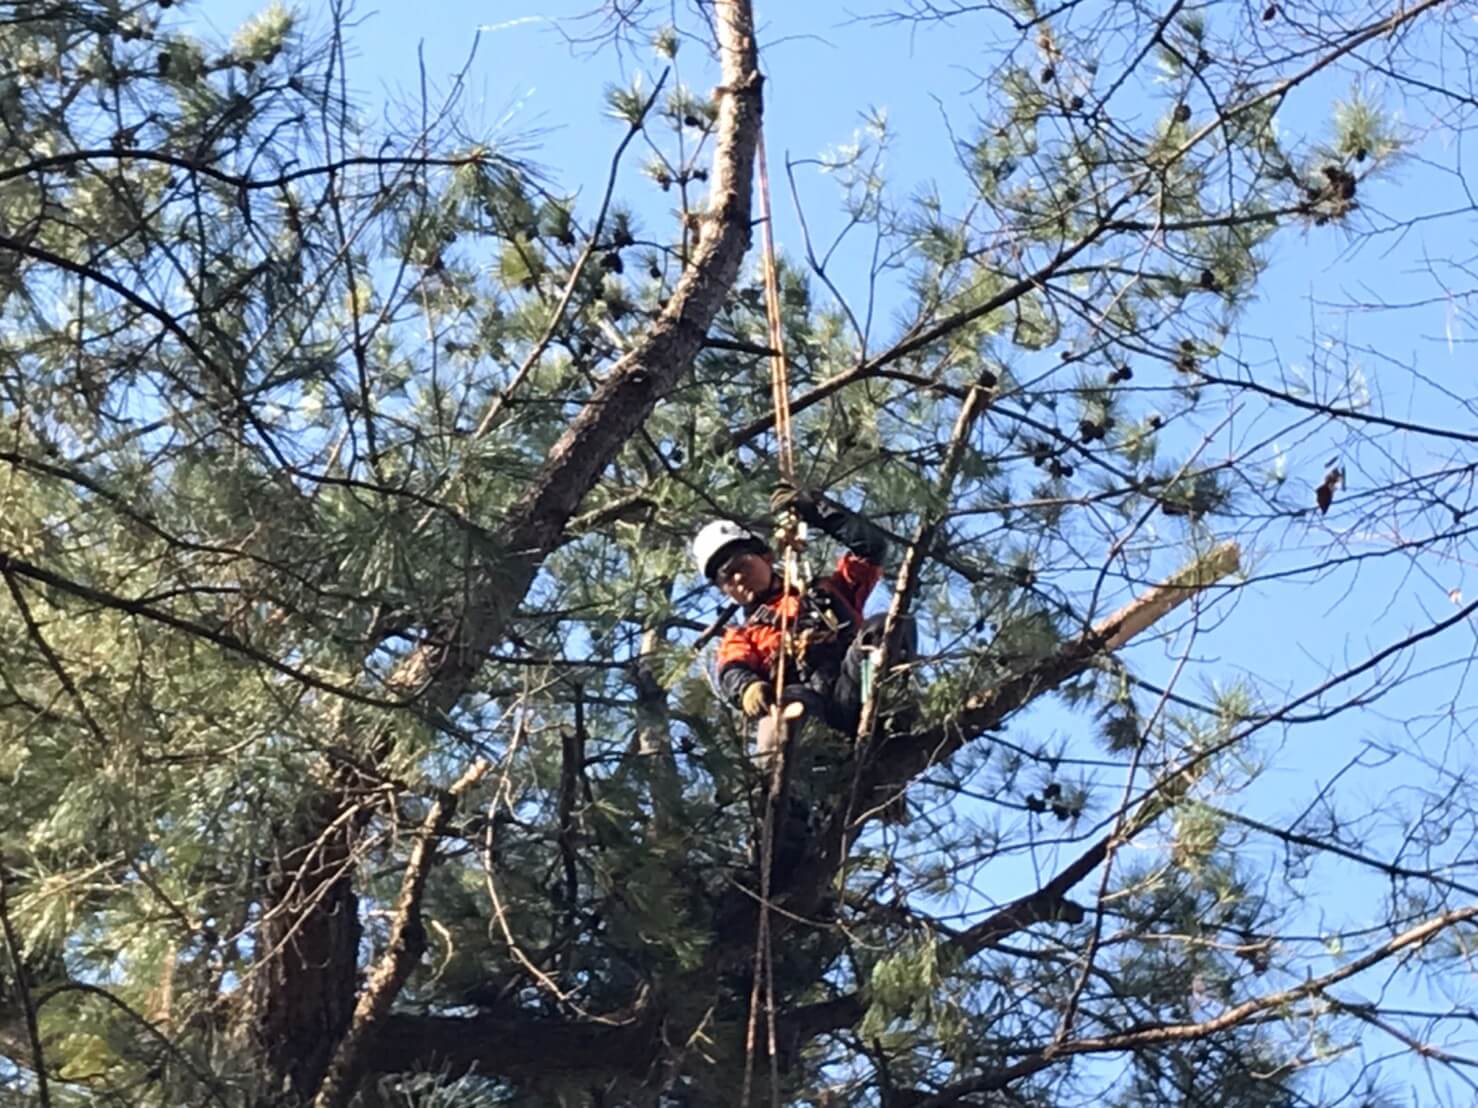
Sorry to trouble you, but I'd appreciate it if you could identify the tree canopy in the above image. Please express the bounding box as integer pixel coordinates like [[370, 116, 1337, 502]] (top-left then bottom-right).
[[3, 0, 1478, 1105]]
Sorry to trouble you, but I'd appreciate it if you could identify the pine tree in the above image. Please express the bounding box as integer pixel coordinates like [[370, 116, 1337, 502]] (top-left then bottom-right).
[[2, 1, 1476, 1106]]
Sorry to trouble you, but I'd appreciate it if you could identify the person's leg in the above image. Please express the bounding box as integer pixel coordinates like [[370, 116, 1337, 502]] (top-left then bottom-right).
[[883, 614, 919, 728], [751, 708, 817, 883], [755, 711, 786, 788]]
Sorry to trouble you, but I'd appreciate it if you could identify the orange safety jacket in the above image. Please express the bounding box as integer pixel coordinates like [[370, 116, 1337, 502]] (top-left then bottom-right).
[[717, 549, 882, 704]]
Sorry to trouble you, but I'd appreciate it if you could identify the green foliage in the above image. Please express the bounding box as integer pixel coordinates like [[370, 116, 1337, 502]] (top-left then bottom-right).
[[1330, 88, 1402, 165], [230, 1, 295, 64], [0, 2, 1468, 1106], [606, 74, 655, 125]]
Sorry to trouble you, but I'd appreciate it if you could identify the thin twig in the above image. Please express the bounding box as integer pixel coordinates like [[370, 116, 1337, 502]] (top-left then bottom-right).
[[0, 867, 50, 1108], [1, 567, 108, 747]]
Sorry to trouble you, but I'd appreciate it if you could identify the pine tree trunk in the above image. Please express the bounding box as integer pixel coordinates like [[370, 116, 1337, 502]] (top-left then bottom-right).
[[241, 804, 362, 1104]]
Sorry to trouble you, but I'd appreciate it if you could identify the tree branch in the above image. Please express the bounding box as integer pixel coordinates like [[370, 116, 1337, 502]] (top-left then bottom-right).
[[0, 868, 49, 1108], [910, 906, 1478, 1107], [0, 149, 498, 192], [867, 542, 1242, 799], [311, 762, 490, 1108], [771, 544, 1243, 1043]]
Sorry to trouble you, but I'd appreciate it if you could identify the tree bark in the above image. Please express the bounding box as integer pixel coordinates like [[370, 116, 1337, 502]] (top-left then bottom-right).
[[242, 799, 362, 1106]]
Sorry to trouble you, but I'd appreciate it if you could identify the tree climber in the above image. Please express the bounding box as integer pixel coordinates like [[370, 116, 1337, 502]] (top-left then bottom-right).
[[693, 484, 915, 764]]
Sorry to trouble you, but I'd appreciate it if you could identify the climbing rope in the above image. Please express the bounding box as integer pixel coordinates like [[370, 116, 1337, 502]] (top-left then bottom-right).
[[757, 133, 796, 486], [740, 127, 801, 1108], [754, 127, 806, 715]]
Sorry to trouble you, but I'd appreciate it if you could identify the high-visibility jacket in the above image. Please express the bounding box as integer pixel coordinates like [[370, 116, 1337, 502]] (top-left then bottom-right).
[[717, 499, 888, 705]]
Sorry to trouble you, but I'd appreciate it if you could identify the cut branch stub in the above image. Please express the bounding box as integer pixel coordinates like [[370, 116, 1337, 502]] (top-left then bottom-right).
[[1094, 541, 1241, 651]]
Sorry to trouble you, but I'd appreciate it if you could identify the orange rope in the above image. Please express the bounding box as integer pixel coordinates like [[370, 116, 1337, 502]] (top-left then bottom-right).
[[741, 127, 800, 1108], [756, 132, 795, 485]]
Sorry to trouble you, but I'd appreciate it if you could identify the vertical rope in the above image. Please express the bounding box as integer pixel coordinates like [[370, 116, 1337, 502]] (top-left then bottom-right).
[[756, 132, 795, 485], [741, 126, 799, 1108]]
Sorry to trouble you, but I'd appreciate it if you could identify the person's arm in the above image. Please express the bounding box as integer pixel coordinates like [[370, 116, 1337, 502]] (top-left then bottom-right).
[[830, 547, 883, 613], [717, 627, 772, 715], [773, 483, 891, 564]]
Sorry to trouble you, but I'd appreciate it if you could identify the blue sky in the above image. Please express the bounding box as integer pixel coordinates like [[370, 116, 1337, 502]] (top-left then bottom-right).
[[180, 2, 1478, 1097]]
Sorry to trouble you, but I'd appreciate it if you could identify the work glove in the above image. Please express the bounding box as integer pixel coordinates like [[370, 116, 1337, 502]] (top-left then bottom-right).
[[770, 480, 822, 523], [741, 680, 775, 719]]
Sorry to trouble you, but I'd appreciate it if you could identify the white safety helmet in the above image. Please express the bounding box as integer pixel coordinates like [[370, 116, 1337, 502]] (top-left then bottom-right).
[[692, 519, 768, 582]]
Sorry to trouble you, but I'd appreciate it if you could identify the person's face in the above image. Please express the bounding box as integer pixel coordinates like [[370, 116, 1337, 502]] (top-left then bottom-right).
[[714, 551, 774, 606]]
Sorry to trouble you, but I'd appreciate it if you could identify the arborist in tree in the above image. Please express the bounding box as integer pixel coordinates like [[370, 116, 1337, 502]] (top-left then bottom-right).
[[692, 483, 915, 760]]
